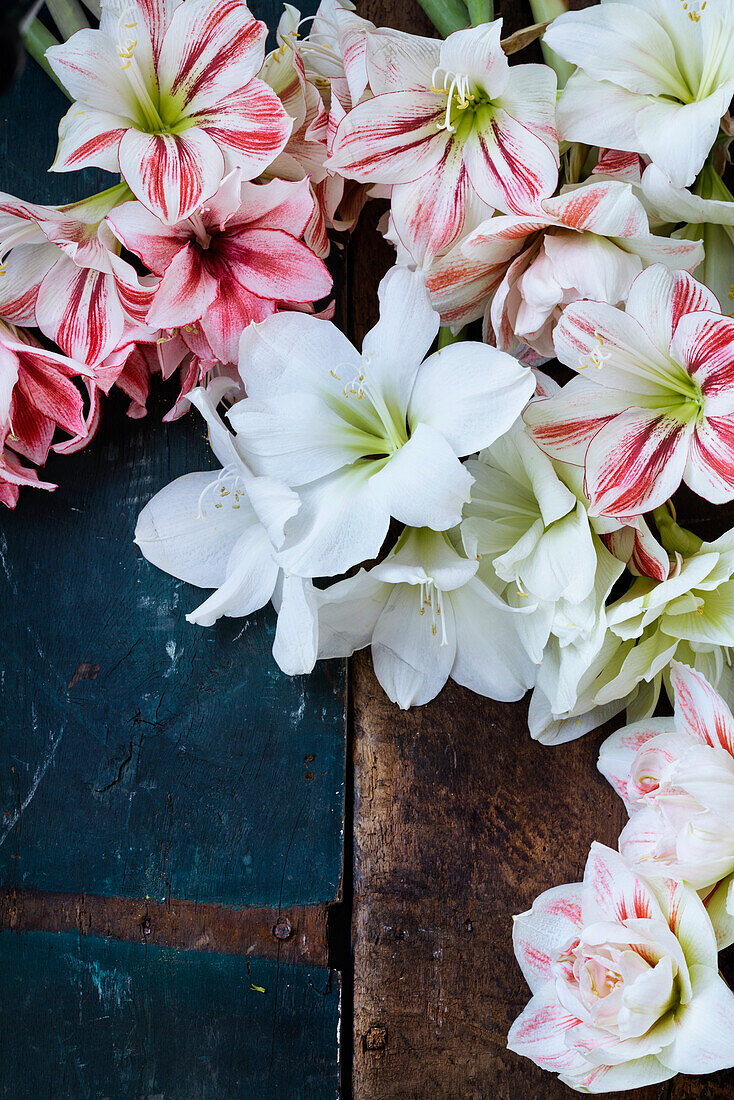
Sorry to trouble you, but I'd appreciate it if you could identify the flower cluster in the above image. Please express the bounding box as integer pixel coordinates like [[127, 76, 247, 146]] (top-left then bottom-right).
[[5, 0, 734, 1090], [510, 661, 734, 1091]]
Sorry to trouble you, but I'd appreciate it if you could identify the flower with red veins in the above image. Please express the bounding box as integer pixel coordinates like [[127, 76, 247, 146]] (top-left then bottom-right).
[[510, 842, 734, 1091], [0, 186, 157, 367], [46, 0, 292, 224], [328, 20, 560, 264], [0, 322, 95, 508], [525, 264, 734, 519], [458, 179, 703, 364], [108, 171, 333, 365]]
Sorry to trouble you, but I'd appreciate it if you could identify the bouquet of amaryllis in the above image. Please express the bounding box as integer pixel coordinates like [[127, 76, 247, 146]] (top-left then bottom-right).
[[5, 0, 734, 1090]]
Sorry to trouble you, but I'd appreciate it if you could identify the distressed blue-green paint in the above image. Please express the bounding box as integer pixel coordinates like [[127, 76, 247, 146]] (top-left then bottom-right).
[[0, 928, 340, 1099], [0, 1, 344, 910]]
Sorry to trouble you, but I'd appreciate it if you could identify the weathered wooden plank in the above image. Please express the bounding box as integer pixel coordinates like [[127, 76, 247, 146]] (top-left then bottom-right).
[[0, 928, 340, 1099], [349, 3, 734, 1096], [1, 886, 331, 966]]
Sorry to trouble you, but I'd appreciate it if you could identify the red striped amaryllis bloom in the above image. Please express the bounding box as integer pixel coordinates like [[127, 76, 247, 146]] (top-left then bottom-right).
[[0, 186, 157, 367], [0, 322, 95, 508], [107, 171, 333, 365], [46, 0, 292, 225], [524, 265, 734, 519], [327, 20, 559, 264], [509, 842, 734, 1091]]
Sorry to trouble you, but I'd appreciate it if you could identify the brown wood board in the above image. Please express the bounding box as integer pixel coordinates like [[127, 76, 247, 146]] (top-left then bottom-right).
[[349, 3, 734, 1097]]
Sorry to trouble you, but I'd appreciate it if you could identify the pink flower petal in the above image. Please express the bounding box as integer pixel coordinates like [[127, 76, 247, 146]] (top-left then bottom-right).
[[625, 265, 720, 355], [201, 284, 276, 364], [584, 406, 691, 517], [685, 414, 734, 504], [146, 243, 219, 330], [464, 109, 558, 215], [36, 260, 123, 367], [107, 200, 191, 274], [118, 126, 225, 223], [158, 0, 267, 114], [670, 660, 734, 756], [598, 718, 675, 807], [328, 90, 449, 185], [214, 227, 331, 304], [508, 988, 588, 1075], [671, 311, 734, 406], [192, 79, 292, 178], [51, 106, 127, 175], [582, 842, 663, 925], [513, 883, 584, 994], [0, 240, 59, 326]]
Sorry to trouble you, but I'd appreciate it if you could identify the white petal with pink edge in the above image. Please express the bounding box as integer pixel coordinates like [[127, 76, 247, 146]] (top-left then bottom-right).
[[671, 659, 734, 755], [119, 126, 225, 223]]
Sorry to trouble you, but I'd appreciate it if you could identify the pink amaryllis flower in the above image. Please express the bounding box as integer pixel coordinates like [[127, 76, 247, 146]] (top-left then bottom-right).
[[108, 172, 332, 364], [327, 20, 559, 264], [510, 842, 734, 1091], [442, 179, 702, 362], [46, 0, 292, 224], [0, 322, 95, 508], [0, 187, 157, 367], [524, 265, 734, 518]]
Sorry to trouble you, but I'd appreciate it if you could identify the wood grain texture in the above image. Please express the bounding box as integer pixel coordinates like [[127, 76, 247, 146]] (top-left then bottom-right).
[[1, 886, 330, 967], [349, 2, 734, 1098]]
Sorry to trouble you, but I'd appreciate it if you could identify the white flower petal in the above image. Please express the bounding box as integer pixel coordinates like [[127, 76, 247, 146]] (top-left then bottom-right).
[[371, 583, 456, 708]]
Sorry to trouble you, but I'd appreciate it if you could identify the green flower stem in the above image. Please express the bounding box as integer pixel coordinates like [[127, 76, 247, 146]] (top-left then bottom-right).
[[528, 0, 575, 88], [22, 20, 70, 97], [438, 326, 467, 349], [467, 0, 494, 27], [652, 504, 704, 557], [46, 0, 89, 39], [80, 0, 101, 16], [415, 0, 470, 38]]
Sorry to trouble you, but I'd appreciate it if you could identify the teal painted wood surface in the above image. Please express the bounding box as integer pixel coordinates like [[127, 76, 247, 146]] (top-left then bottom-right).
[[0, 6, 343, 1097], [0, 928, 340, 1099]]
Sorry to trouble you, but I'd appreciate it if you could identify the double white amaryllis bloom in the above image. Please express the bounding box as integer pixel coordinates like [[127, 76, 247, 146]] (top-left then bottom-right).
[[545, 0, 734, 188], [47, 0, 292, 223], [229, 266, 535, 578], [134, 380, 318, 676], [526, 265, 734, 519], [316, 526, 538, 709], [328, 20, 559, 263], [510, 842, 734, 1092], [599, 660, 734, 951]]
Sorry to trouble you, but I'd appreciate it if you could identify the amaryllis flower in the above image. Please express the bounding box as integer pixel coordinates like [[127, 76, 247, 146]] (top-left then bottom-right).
[[0, 186, 156, 366], [531, 522, 734, 747], [525, 265, 734, 518], [316, 526, 538, 708], [47, 0, 292, 224], [457, 179, 702, 363], [229, 265, 535, 578], [0, 322, 94, 508], [545, 0, 734, 189], [135, 380, 318, 675], [328, 20, 559, 263], [108, 172, 332, 364], [509, 842, 734, 1091], [599, 660, 734, 950]]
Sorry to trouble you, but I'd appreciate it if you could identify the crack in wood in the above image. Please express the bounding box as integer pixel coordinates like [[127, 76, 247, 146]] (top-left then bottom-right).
[[0, 887, 331, 968]]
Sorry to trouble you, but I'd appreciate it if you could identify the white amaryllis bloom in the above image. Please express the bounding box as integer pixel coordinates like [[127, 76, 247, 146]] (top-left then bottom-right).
[[545, 0, 734, 188], [134, 380, 318, 676], [229, 266, 535, 578], [525, 265, 734, 519], [47, 0, 292, 224], [509, 842, 734, 1092], [599, 660, 734, 950], [316, 526, 538, 708], [460, 416, 619, 662], [531, 522, 734, 745]]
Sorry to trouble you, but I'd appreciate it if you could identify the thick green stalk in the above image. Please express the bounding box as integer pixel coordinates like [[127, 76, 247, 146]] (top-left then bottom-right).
[[652, 503, 703, 558], [438, 326, 467, 349], [80, 0, 101, 16], [21, 20, 70, 97], [466, 0, 494, 27], [528, 0, 575, 87], [46, 0, 89, 39], [415, 0, 470, 37]]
